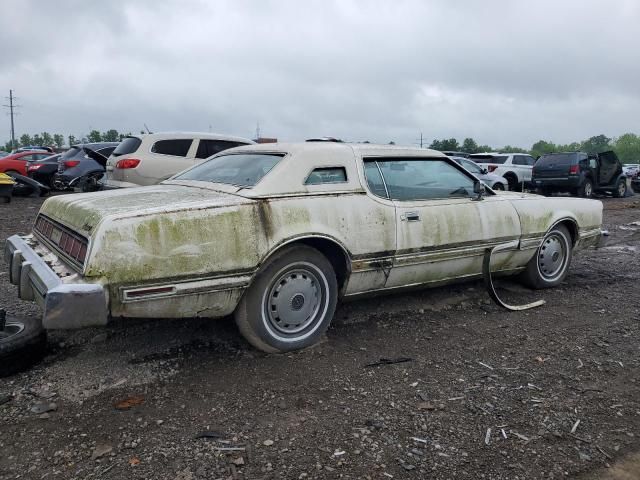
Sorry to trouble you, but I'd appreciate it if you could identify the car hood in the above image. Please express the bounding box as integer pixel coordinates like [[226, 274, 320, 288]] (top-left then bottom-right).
[[38, 184, 253, 237]]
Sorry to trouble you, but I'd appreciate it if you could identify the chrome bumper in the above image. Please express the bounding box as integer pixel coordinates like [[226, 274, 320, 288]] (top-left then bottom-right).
[[4, 235, 108, 329]]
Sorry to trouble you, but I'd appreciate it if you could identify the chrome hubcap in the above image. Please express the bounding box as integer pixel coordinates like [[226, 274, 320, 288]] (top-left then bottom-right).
[[537, 232, 568, 281], [265, 267, 323, 335], [0, 321, 24, 342], [618, 183, 625, 196]]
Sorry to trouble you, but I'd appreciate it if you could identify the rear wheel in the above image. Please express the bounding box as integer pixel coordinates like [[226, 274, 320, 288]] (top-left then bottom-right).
[[504, 173, 518, 191], [577, 179, 593, 198], [613, 179, 627, 198], [234, 245, 338, 353], [520, 224, 573, 289]]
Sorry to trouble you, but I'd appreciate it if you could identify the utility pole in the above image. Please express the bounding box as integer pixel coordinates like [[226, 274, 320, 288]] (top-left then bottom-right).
[[414, 132, 424, 148], [3, 90, 19, 149], [255, 121, 261, 141]]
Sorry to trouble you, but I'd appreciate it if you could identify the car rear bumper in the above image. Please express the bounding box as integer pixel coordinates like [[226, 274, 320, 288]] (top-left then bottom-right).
[[533, 177, 581, 189], [100, 179, 139, 189], [5, 235, 108, 329]]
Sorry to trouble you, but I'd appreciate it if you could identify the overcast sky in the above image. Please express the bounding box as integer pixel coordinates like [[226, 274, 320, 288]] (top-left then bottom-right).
[[1, 0, 639, 148]]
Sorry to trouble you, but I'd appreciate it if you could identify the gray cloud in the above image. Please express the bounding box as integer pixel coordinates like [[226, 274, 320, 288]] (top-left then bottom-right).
[[2, 0, 639, 147]]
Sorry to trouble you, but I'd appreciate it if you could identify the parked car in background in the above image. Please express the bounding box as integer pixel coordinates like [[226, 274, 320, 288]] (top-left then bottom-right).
[[533, 151, 628, 198], [15, 146, 54, 153], [102, 132, 254, 188], [53, 143, 119, 190], [442, 151, 470, 158], [470, 153, 536, 190], [450, 156, 508, 190], [622, 164, 639, 177], [5, 142, 605, 358], [0, 151, 53, 176], [0, 151, 9, 158], [26, 154, 61, 188]]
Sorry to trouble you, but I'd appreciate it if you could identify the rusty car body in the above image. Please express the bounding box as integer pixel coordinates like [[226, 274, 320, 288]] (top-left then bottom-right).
[[5, 142, 605, 352]]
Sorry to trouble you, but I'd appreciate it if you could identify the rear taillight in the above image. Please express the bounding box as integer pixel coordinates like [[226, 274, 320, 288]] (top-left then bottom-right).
[[64, 160, 80, 168], [27, 164, 43, 172], [569, 165, 579, 175], [487, 165, 498, 173], [115, 158, 141, 169]]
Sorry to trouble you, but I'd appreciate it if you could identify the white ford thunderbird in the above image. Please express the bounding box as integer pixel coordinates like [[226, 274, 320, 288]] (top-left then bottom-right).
[[5, 143, 604, 352]]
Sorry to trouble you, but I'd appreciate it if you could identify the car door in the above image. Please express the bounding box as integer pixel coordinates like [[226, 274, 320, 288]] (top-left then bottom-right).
[[596, 151, 620, 186], [364, 157, 522, 288]]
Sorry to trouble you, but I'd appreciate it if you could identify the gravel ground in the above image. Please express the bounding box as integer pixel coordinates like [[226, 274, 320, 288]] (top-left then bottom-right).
[[1, 193, 639, 480]]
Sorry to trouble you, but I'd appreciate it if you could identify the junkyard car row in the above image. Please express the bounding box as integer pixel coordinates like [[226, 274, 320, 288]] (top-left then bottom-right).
[[4, 142, 606, 356]]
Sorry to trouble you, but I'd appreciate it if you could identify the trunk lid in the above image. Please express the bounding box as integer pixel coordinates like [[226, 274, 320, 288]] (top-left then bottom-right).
[[38, 184, 253, 237]]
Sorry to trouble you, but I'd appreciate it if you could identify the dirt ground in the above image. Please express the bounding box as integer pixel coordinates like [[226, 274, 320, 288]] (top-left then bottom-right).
[[1, 193, 639, 480]]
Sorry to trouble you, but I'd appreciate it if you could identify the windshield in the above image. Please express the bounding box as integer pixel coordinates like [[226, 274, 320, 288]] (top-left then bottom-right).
[[174, 153, 283, 187], [60, 147, 83, 160], [460, 159, 482, 174]]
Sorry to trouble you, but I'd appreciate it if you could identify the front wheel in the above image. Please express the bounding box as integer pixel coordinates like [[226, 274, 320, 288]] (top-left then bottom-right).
[[234, 245, 338, 353], [492, 182, 505, 191], [519, 224, 573, 289]]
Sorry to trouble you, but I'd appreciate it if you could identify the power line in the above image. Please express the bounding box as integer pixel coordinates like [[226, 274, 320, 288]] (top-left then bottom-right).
[[2, 90, 21, 149]]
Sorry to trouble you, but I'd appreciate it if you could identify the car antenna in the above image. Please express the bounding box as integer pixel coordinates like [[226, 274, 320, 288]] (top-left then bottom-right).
[[143, 123, 151, 134]]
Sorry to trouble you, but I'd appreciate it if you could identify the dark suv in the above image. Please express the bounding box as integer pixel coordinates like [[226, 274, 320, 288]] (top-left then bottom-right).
[[532, 151, 628, 198]]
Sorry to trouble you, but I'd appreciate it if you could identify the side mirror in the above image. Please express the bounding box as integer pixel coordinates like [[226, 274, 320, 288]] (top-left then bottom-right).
[[481, 168, 488, 175], [473, 180, 485, 200]]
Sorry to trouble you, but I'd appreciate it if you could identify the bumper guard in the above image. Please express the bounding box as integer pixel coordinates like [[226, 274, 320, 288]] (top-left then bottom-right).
[[5, 235, 108, 329]]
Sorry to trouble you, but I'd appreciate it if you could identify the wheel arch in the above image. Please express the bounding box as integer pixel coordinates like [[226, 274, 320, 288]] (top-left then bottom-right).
[[550, 217, 579, 247], [258, 235, 352, 296]]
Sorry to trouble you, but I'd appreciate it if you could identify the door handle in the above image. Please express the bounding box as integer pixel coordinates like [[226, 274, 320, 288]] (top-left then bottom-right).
[[405, 211, 420, 222]]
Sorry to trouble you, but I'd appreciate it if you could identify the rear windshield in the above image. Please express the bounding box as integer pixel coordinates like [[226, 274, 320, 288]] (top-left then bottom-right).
[[60, 147, 83, 160], [174, 153, 283, 187], [112, 137, 142, 157], [471, 155, 508, 164], [537, 153, 577, 166]]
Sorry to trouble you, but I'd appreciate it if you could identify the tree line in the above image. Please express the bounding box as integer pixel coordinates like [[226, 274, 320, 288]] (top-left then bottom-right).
[[428, 133, 640, 163], [5, 130, 640, 164], [2, 129, 134, 152]]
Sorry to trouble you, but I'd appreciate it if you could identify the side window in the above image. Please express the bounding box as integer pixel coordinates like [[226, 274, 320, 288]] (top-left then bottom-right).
[[305, 167, 347, 185], [34, 154, 50, 160], [525, 156, 536, 166], [364, 161, 388, 198], [195, 140, 245, 159], [369, 158, 475, 201], [513, 156, 526, 165], [151, 139, 193, 157]]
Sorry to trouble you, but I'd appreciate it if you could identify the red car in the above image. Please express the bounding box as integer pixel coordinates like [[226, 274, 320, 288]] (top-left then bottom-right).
[[0, 151, 53, 176]]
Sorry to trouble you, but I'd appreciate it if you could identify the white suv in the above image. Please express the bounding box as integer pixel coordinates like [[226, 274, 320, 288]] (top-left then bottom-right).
[[103, 132, 254, 188], [470, 153, 536, 190]]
